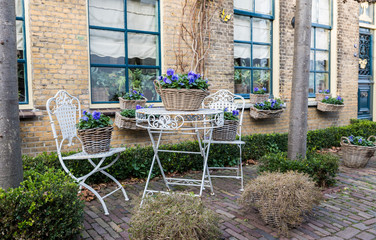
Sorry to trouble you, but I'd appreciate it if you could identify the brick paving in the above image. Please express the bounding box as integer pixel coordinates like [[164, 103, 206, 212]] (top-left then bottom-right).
[[81, 157, 376, 240]]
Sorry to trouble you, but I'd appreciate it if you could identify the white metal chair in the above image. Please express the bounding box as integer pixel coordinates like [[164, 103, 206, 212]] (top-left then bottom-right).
[[46, 90, 128, 215], [202, 89, 246, 191]]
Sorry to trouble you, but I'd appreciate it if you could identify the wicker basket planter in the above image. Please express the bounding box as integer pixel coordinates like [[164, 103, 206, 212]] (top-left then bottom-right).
[[212, 120, 239, 141], [317, 101, 344, 112], [154, 80, 209, 111], [77, 126, 113, 154], [315, 93, 331, 102], [250, 107, 284, 120], [118, 97, 147, 110], [340, 136, 376, 168], [114, 112, 143, 130], [249, 93, 269, 105]]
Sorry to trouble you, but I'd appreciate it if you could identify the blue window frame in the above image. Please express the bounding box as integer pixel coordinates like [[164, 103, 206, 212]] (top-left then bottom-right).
[[234, 0, 274, 98], [310, 0, 332, 97], [88, 0, 161, 104], [16, 0, 28, 104]]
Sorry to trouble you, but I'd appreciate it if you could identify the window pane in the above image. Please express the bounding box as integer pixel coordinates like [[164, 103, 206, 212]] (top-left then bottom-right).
[[253, 45, 270, 68], [234, 0, 252, 12], [316, 51, 329, 71], [128, 33, 157, 65], [91, 67, 126, 102], [316, 73, 329, 92], [15, 0, 23, 17], [234, 15, 251, 41], [255, 0, 272, 15], [234, 43, 251, 67], [16, 20, 24, 58], [318, 0, 330, 25], [234, 69, 251, 94], [253, 70, 270, 92], [360, 3, 374, 24], [17, 62, 26, 102], [316, 28, 329, 50], [252, 18, 271, 43], [127, 0, 158, 32], [129, 68, 159, 101], [312, 0, 318, 24], [310, 50, 315, 71], [309, 73, 315, 94], [89, 0, 124, 28], [90, 29, 125, 64]]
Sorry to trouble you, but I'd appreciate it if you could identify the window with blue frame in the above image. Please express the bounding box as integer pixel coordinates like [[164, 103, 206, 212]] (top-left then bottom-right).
[[310, 0, 331, 97], [88, 0, 161, 103], [234, 0, 273, 97], [16, 0, 28, 104]]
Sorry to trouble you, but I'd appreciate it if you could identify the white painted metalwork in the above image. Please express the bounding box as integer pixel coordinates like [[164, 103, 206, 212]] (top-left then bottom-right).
[[46, 90, 129, 215], [136, 108, 224, 206], [202, 90, 246, 191]]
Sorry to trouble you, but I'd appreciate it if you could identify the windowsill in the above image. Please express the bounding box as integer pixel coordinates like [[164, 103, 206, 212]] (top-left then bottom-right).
[[19, 109, 43, 119]]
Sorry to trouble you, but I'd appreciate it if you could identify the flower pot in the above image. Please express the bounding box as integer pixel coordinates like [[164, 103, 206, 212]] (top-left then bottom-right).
[[317, 102, 344, 112], [249, 93, 269, 105], [340, 136, 376, 168], [154, 80, 209, 111], [77, 126, 113, 154], [118, 97, 147, 110], [212, 120, 239, 141], [114, 112, 143, 130], [315, 93, 331, 102], [250, 107, 284, 120]]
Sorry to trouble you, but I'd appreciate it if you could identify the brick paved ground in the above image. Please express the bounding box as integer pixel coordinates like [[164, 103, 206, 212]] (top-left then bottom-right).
[[81, 157, 376, 240]]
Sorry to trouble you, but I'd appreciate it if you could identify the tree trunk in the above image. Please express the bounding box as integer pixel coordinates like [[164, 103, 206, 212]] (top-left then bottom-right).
[[287, 0, 313, 160], [0, 0, 23, 189]]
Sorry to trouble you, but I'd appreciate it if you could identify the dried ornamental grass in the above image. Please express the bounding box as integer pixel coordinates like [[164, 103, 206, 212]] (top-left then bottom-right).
[[238, 171, 323, 235], [129, 194, 221, 240]]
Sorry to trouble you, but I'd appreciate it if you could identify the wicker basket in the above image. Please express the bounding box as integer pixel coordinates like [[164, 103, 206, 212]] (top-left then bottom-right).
[[315, 93, 331, 101], [317, 101, 344, 112], [154, 80, 209, 111], [249, 93, 269, 104], [212, 120, 239, 141], [118, 97, 147, 110], [114, 112, 143, 130], [77, 126, 113, 154], [250, 107, 284, 120], [340, 136, 376, 168]]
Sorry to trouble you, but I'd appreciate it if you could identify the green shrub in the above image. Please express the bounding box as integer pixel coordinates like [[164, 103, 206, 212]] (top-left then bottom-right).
[[0, 168, 84, 239], [258, 152, 339, 187], [129, 194, 221, 240]]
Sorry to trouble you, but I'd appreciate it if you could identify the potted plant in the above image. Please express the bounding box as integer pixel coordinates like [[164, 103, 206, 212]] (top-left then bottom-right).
[[249, 87, 269, 105], [77, 111, 113, 154], [155, 69, 210, 111], [234, 69, 248, 94], [316, 89, 331, 101], [250, 99, 284, 120], [341, 135, 376, 168], [118, 90, 147, 110], [115, 105, 150, 130], [317, 96, 344, 112], [212, 109, 239, 141]]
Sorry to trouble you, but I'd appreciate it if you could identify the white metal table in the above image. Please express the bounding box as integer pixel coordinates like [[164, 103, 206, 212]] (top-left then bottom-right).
[[136, 108, 224, 204]]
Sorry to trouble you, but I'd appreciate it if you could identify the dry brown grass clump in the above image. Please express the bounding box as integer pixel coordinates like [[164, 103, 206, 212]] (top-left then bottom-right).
[[238, 171, 323, 235], [128, 193, 221, 240]]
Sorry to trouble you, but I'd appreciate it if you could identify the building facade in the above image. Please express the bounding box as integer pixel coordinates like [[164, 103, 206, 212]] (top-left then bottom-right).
[[16, 0, 367, 155]]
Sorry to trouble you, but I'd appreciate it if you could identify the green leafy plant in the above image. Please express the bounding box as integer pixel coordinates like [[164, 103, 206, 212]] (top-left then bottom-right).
[[0, 168, 84, 239], [322, 96, 344, 105], [77, 110, 112, 130], [344, 135, 375, 147], [318, 89, 330, 94], [254, 99, 284, 110], [157, 69, 209, 91], [121, 89, 145, 100], [253, 87, 267, 94], [224, 108, 239, 121]]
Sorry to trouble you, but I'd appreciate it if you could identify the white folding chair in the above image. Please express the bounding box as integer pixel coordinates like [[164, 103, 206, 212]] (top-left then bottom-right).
[[202, 90, 246, 191], [46, 90, 129, 215]]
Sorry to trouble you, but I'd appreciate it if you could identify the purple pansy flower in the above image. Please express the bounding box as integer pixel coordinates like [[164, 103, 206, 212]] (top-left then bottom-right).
[[82, 116, 89, 121], [83, 110, 88, 115], [232, 110, 239, 116], [92, 111, 101, 120], [140, 93, 144, 97], [172, 74, 179, 81], [188, 75, 195, 84], [349, 136, 354, 141], [166, 68, 175, 76], [188, 71, 195, 77], [358, 138, 363, 143], [262, 87, 267, 91], [325, 96, 329, 100], [148, 104, 154, 108], [319, 89, 323, 93], [337, 96, 342, 101], [136, 105, 142, 110], [158, 76, 163, 80], [133, 90, 138, 94], [163, 77, 172, 84], [254, 87, 259, 92], [197, 74, 201, 79], [325, 89, 330, 94], [224, 107, 228, 112], [179, 82, 184, 86]]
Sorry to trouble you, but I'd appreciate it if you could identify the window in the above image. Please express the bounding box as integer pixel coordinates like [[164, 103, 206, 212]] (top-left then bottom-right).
[[88, 0, 161, 104], [234, 0, 273, 97], [310, 0, 331, 96], [359, 2, 374, 24], [16, 0, 28, 104]]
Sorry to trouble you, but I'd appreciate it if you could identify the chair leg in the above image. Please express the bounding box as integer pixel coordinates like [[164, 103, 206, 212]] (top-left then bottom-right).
[[80, 181, 110, 215], [239, 144, 244, 192], [100, 170, 129, 201]]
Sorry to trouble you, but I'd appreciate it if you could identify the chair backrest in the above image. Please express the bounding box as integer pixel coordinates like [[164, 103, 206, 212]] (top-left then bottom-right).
[[202, 89, 246, 138], [46, 90, 82, 153]]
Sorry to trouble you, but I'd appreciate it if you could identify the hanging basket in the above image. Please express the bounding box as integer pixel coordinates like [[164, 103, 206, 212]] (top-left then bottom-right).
[[154, 80, 209, 111], [114, 112, 143, 130], [250, 107, 284, 120], [249, 93, 269, 105], [212, 120, 239, 141], [340, 136, 376, 168], [315, 93, 331, 102], [118, 97, 147, 110], [317, 102, 344, 112], [77, 126, 113, 154]]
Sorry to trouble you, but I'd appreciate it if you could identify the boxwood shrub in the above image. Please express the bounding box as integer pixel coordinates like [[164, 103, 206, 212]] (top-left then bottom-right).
[[0, 168, 84, 239]]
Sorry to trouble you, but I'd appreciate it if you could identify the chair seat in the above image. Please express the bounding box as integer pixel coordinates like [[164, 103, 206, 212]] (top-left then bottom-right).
[[62, 147, 126, 160], [203, 140, 245, 145]]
